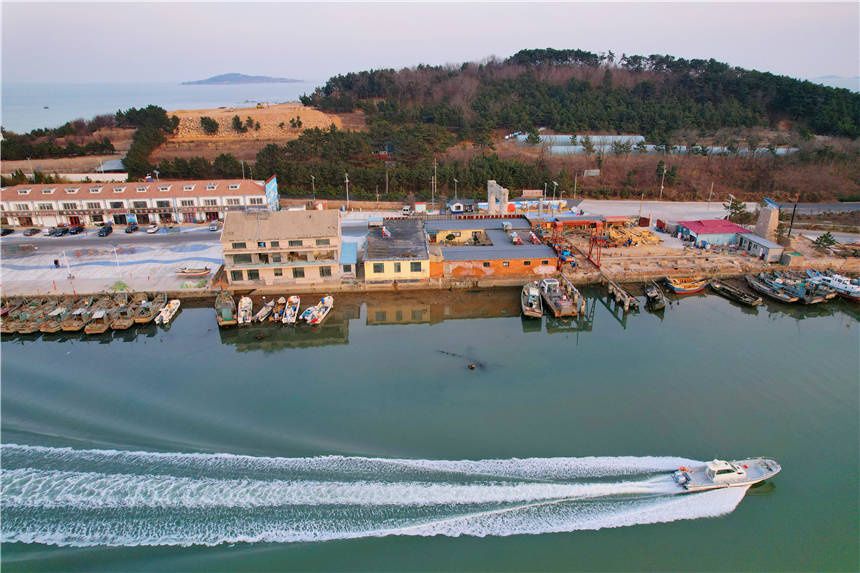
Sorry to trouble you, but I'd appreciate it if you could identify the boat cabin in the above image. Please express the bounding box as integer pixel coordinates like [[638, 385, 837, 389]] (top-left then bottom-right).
[[540, 278, 561, 295], [706, 460, 746, 482]]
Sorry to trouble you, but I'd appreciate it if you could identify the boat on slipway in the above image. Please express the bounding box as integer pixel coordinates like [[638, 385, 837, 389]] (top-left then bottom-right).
[[175, 266, 211, 278], [283, 296, 300, 325], [643, 280, 667, 310], [300, 295, 333, 325], [237, 297, 253, 325], [521, 281, 543, 318], [664, 277, 708, 295], [709, 279, 762, 307], [215, 291, 238, 327], [745, 274, 798, 303], [673, 458, 781, 492], [155, 300, 181, 326]]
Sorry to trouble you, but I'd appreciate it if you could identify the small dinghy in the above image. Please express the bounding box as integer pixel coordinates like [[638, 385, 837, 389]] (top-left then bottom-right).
[[175, 266, 211, 277], [300, 295, 333, 325], [269, 297, 287, 322], [644, 280, 667, 310], [253, 299, 275, 323], [154, 299, 181, 325], [664, 277, 708, 294], [673, 458, 781, 492], [283, 296, 300, 325], [237, 297, 253, 325], [709, 279, 762, 306]]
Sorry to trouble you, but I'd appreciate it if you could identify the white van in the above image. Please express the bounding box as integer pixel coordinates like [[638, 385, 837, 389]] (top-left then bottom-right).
[[401, 205, 411, 216]]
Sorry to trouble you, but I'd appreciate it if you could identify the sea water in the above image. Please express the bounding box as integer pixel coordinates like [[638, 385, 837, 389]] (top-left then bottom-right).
[[1, 289, 857, 570]]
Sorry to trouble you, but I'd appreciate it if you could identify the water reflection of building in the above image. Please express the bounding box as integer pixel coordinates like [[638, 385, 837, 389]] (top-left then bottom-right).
[[365, 289, 520, 326]]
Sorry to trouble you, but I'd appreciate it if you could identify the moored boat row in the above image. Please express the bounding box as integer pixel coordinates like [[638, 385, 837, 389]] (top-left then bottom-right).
[[218, 294, 333, 327]]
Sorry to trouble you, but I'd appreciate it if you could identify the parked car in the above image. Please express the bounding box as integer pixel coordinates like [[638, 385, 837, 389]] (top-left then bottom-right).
[[208, 220, 220, 231], [52, 227, 70, 237], [97, 225, 113, 237], [1, 228, 13, 236], [401, 205, 412, 216], [42, 227, 54, 236], [69, 225, 85, 235], [23, 228, 40, 236], [125, 223, 139, 234], [146, 224, 159, 234]]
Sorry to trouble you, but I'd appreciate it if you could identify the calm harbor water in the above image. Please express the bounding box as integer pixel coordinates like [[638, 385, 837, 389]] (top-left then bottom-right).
[[1, 288, 858, 571]]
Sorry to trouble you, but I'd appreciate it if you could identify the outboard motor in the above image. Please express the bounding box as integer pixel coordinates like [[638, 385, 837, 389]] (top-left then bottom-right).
[[673, 470, 690, 485]]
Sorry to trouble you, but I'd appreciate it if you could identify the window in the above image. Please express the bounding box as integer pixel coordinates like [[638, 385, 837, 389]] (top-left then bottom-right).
[[229, 184, 241, 190], [62, 202, 77, 210], [91, 214, 103, 223], [373, 263, 384, 274], [259, 253, 269, 264], [231, 242, 246, 249], [395, 311, 403, 321], [180, 200, 194, 207], [541, 260, 549, 265], [67, 187, 81, 194], [394, 262, 401, 273], [274, 268, 283, 277], [320, 266, 332, 277], [158, 185, 171, 192], [86, 202, 101, 209], [410, 262, 422, 272], [203, 199, 217, 207], [315, 238, 330, 246], [482, 262, 491, 268], [39, 203, 52, 211], [257, 241, 266, 248], [292, 268, 305, 278], [230, 270, 243, 281], [136, 186, 148, 192], [270, 241, 279, 247], [132, 201, 147, 209], [226, 198, 240, 206], [15, 203, 29, 210], [523, 260, 531, 266], [248, 197, 263, 205], [233, 254, 252, 264], [89, 187, 102, 194], [183, 184, 195, 191], [288, 240, 302, 247], [272, 254, 282, 263], [343, 264, 352, 273], [502, 261, 510, 267], [17, 189, 31, 195], [375, 311, 386, 322], [206, 183, 217, 191], [41, 188, 55, 195], [247, 269, 260, 280], [411, 310, 423, 321], [113, 186, 126, 193], [156, 200, 170, 208]]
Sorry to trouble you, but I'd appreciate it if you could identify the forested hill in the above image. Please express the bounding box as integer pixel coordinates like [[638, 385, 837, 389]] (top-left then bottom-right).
[[300, 48, 860, 140]]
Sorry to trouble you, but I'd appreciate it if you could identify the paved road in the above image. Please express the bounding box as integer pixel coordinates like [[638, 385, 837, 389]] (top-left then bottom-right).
[[778, 202, 860, 214], [1, 228, 220, 250]]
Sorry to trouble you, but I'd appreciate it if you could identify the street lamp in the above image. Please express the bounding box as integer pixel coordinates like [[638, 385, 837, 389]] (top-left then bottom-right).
[[552, 181, 558, 201], [310, 175, 315, 201], [344, 173, 350, 210], [453, 178, 458, 200], [659, 164, 666, 199]]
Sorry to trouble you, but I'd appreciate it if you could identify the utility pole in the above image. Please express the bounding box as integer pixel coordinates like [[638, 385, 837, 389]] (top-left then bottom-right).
[[544, 182, 547, 198], [433, 157, 437, 214], [453, 178, 458, 200], [376, 185, 379, 205], [311, 175, 315, 201], [659, 165, 666, 199], [706, 181, 714, 210], [385, 168, 389, 195], [430, 178, 434, 215], [787, 192, 800, 237], [344, 173, 350, 210], [552, 181, 558, 201], [573, 172, 578, 200], [241, 161, 245, 180]]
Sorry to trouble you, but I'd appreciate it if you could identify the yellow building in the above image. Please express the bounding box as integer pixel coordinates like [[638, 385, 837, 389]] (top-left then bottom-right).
[[221, 210, 342, 286], [363, 219, 430, 283]]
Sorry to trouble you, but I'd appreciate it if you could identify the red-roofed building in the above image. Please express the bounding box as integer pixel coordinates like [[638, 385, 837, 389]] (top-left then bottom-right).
[[677, 219, 749, 246]]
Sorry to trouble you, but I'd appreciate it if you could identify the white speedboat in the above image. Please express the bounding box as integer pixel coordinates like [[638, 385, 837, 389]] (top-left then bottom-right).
[[300, 295, 333, 325], [253, 299, 275, 322], [154, 299, 181, 325], [237, 296, 253, 325], [673, 458, 781, 492], [807, 270, 860, 303], [521, 281, 543, 318], [283, 295, 300, 325]]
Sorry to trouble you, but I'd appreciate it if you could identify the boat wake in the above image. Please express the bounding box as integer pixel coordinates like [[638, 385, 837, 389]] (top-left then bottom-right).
[[1, 445, 749, 547]]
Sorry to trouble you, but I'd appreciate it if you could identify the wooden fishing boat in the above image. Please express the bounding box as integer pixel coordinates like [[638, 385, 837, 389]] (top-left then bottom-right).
[[1, 297, 25, 319], [253, 299, 275, 323], [17, 299, 59, 334], [60, 297, 97, 332], [709, 279, 762, 307], [2, 298, 49, 334], [521, 281, 543, 318], [215, 291, 238, 327], [664, 277, 708, 294], [745, 274, 798, 303], [40, 304, 73, 333], [134, 292, 167, 324], [175, 266, 211, 277], [110, 304, 136, 330], [300, 295, 333, 325], [283, 295, 300, 325], [85, 308, 116, 334], [269, 297, 287, 322], [237, 296, 253, 325], [644, 280, 667, 310], [155, 299, 181, 325]]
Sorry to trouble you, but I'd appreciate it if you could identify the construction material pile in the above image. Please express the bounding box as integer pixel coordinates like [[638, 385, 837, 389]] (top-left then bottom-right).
[[608, 226, 663, 247]]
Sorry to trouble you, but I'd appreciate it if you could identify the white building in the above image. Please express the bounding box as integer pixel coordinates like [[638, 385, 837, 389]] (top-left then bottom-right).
[[0, 179, 269, 228]]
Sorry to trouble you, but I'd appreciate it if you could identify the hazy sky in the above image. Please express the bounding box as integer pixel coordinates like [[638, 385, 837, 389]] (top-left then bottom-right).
[[2, 2, 858, 84]]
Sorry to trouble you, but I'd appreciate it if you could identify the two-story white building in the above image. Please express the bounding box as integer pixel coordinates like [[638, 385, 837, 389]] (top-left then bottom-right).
[[0, 179, 269, 228]]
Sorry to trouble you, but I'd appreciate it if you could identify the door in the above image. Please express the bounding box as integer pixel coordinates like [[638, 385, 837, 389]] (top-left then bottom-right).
[[113, 214, 127, 225], [19, 216, 33, 226], [206, 212, 218, 222], [137, 214, 150, 225], [68, 216, 81, 226]]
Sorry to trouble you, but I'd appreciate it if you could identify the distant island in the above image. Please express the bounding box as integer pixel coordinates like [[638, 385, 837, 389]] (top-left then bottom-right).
[[182, 73, 302, 85]]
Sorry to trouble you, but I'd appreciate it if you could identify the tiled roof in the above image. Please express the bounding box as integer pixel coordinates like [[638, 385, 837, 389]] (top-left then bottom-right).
[[222, 209, 340, 242], [678, 219, 748, 235], [442, 244, 557, 262], [425, 217, 531, 232], [365, 219, 428, 261], [1, 179, 266, 202]]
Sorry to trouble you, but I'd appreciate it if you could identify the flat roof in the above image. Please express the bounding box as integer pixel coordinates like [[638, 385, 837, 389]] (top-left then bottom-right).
[[364, 219, 428, 261], [425, 217, 531, 232], [1, 179, 266, 202], [222, 209, 339, 242], [442, 243, 557, 262], [739, 233, 783, 249], [340, 241, 358, 265], [526, 214, 606, 224]]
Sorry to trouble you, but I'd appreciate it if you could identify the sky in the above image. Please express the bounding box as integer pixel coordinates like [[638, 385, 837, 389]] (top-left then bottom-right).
[[2, 2, 859, 84]]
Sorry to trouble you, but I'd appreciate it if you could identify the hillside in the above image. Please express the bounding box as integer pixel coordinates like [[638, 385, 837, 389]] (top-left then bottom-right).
[[182, 73, 301, 85]]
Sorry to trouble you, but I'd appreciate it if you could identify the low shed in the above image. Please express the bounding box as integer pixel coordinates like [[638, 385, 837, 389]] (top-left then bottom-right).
[[738, 233, 784, 263]]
